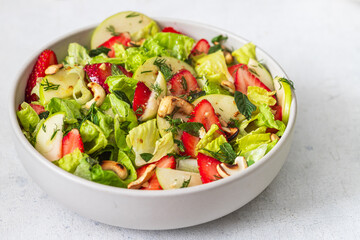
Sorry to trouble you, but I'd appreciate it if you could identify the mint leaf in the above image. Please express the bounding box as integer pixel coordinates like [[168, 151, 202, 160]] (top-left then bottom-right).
[[174, 139, 185, 152], [89, 46, 111, 57], [211, 35, 228, 44], [234, 91, 256, 120], [181, 177, 191, 188], [219, 142, 237, 163], [111, 64, 123, 76], [140, 153, 153, 162], [113, 90, 131, 106], [178, 122, 204, 137]]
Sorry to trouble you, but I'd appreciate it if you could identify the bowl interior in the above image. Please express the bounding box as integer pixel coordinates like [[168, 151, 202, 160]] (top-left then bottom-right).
[[10, 18, 297, 196]]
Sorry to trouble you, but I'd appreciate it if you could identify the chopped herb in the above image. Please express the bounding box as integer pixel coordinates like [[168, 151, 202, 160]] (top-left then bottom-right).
[[42, 124, 46, 133], [181, 76, 188, 91], [111, 64, 123, 76], [135, 107, 143, 115], [219, 142, 237, 163], [248, 68, 259, 77], [50, 125, 60, 141], [178, 122, 205, 137], [279, 77, 295, 90], [164, 115, 183, 136], [234, 91, 256, 120], [211, 35, 228, 44], [153, 58, 173, 81], [150, 83, 163, 99], [174, 139, 185, 152], [181, 177, 191, 188], [89, 46, 111, 57], [113, 90, 131, 106], [208, 44, 222, 54], [139, 20, 143, 23], [219, 108, 224, 112], [126, 12, 140, 18], [187, 90, 205, 102], [106, 25, 119, 36], [140, 153, 153, 162], [39, 111, 49, 119], [228, 118, 240, 128], [140, 70, 152, 74], [40, 79, 60, 91], [78, 102, 97, 128]]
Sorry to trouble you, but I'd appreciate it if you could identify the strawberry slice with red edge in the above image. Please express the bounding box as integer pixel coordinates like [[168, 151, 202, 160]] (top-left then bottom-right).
[[228, 64, 242, 78], [25, 50, 58, 102], [84, 63, 113, 93], [190, 39, 210, 57], [197, 153, 222, 184], [162, 27, 183, 35], [271, 104, 282, 121], [168, 69, 200, 97], [136, 155, 176, 190], [29, 104, 45, 115], [132, 81, 152, 118], [234, 64, 271, 95], [181, 99, 224, 158], [62, 129, 84, 156], [98, 32, 131, 58]]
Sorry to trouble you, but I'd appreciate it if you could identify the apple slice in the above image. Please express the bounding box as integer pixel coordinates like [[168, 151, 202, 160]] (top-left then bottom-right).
[[140, 72, 167, 121], [91, 11, 159, 49], [193, 94, 246, 123], [35, 113, 65, 161], [176, 159, 199, 173], [248, 58, 275, 91], [273, 76, 292, 124], [156, 168, 202, 189]]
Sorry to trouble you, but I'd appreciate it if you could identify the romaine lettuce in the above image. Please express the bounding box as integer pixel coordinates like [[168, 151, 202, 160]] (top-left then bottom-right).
[[74, 157, 92, 180], [54, 148, 84, 173], [196, 124, 220, 154], [243, 143, 268, 165], [235, 132, 271, 155], [108, 94, 137, 130], [106, 75, 138, 100], [247, 86, 276, 106], [17, 102, 40, 132], [147, 132, 175, 164], [199, 135, 227, 156], [232, 42, 256, 65], [63, 43, 91, 67], [46, 98, 82, 124], [131, 20, 160, 41], [80, 120, 108, 154]]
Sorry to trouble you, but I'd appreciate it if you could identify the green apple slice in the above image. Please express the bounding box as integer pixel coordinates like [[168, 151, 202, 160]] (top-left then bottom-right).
[[193, 94, 246, 123], [133, 56, 196, 88], [274, 76, 292, 124], [35, 113, 65, 161], [140, 72, 167, 121], [248, 58, 275, 91], [90, 11, 159, 49], [176, 159, 199, 173], [39, 67, 84, 105], [156, 168, 202, 189]]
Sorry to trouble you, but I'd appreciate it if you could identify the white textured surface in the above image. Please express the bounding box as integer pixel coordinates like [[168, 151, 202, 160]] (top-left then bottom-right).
[[1, 0, 360, 239]]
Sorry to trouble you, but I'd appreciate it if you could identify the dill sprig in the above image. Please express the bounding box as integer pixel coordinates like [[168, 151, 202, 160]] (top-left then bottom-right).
[[40, 79, 60, 91]]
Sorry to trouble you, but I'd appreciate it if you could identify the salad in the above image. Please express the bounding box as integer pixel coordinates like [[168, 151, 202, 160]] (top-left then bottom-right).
[[17, 11, 294, 190]]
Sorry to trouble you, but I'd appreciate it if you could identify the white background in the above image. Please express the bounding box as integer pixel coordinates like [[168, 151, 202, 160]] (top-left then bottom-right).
[[1, 0, 360, 239]]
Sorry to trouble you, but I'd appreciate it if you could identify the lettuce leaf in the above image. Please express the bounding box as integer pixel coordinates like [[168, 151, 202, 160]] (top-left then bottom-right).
[[63, 43, 91, 67], [195, 124, 220, 154], [247, 86, 276, 106], [46, 98, 82, 124], [106, 75, 138, 100], [199, 135, 227, 156], [114, 114, 130, 150], [194, 50, 233, 84], [147, 132, 175, 164], [108, 94, 137, 130], [243, 143, 268, 166], [54, 148, 84, 173], [256, 104, 286, 136], [80, 120, 108, 154], [17, 102, 40, 132], [95, 110, 114, 138], [131, 20, 160, 41], [126, 119, 160, 166], [74, 157, 92, 180], [235, 131, 271, 155], [232, 42, 256, 64]]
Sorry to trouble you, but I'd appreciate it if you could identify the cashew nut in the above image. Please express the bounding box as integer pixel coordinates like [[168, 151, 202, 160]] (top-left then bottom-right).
[[85, 82, 105, 109], [271, 133, 279, 142], [221, 80, 235, 94], [101, 160, 128, 180], [127, 164, 156, 189], [224, 51, 234, 65], [45, 64, 63, 75], [158, 96, 194, 118], [216, 156, 247, 178]]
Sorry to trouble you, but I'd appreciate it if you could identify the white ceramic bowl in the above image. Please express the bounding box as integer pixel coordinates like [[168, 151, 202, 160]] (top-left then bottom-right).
[[9, 18, 297, 230]]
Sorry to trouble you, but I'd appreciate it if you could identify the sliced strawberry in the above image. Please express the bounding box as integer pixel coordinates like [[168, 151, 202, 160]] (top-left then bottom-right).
[[197, 153, 222, 184], [84, 63, 113, 93], [190, 39, 210, 57], [25, 50, 58, 102], [162, 27, 183, 35], [29, 104, 45, 115], [228, 64, 242, 78], [168, 69, 199, 97], [62, 129, 84, 156], [99, 32, 131, 58], [271, 104, 282, 121], [132, 81, 152, 118], [117, 65, 133, 78], [234, 64, 271, 95], [181, 99, 224, 158], [136, 155, 176, 190]]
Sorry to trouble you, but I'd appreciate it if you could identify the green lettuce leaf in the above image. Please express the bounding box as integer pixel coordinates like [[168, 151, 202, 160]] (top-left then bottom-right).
[[17, 102, 40, 132], [194, 50, 233, 84], [109, 94, 137, 130], [131, 20, 160, 41], [95, 110, 114, 138], [247, 86, 276, 106], [80, 120, 108, 154], [199, 135, 227, 156], [126, 119, 160, 166], [235, 131, 271, 155], [73, 157, 92, 180], [196, 124, 220, 154], [203, 81, 232, 95], [113, 45, 149, 72], [106, 75, 138, 100], [256, 104, 286, 136], [232, 42, 256, 64], [63, 43, 91, 67], [266, 139, 278, 154], [243, 143, 268, 166], [148, 132, 175, 164], [54, 148, 84, 173], [46, 98, 82, 124], [114, 114, 130, 150]]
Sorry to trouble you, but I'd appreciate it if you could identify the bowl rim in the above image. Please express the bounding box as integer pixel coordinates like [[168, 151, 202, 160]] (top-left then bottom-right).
[[9, 17, 297, 197]]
